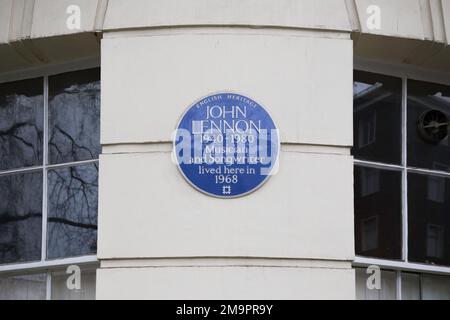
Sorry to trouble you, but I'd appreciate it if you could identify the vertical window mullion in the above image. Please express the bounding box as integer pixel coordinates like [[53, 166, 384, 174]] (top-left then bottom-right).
[[401, 76, 408, 264], [41, 76, 49, 261]]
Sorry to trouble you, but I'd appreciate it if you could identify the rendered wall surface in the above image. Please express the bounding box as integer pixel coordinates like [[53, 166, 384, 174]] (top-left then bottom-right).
[[97, 25, 355, 299], [101, 31, 353, 146], [97, 265, 355, 300]]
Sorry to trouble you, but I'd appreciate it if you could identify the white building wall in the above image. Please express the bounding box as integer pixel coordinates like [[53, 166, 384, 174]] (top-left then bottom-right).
[[97, 24, 355, 299], [97, 263, 355, 300], [100, 31, 353, 146]]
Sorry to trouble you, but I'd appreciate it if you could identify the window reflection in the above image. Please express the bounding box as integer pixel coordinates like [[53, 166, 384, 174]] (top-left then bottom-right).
[[426, 224, 445, 259], [427, 175, 445, 203], [49, 68, 100, 165], [0, 273, 46, 300], [358, 111, 377, 148], [0, 172, 42, 264], [407, 80, 450, 171], [361, 216, 378, 251], [0, 78, 43, 171], [354, 166, 402, 260], [356, 269, 450, 300], [401, 273, 421, 300], [402, 272, 450, 300], [360, 167, 380, 196], [421, 274, 450, 299], [47, 164, 98, 259], [353, 71, 402, 165], [408, 173, 450, 266]]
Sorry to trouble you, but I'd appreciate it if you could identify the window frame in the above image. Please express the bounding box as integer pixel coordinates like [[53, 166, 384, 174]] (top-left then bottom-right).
[[0, 58, 100, 300], [353, 56, 450, 300]]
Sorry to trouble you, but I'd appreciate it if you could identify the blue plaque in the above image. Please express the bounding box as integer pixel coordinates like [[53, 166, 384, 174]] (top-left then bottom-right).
[[173, 92, 279, 198]]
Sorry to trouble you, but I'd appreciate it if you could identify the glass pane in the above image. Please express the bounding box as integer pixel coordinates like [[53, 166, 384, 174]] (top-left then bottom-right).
[[401, 272, 421, 300], [51, 267, 96, 300], [354, 166, 402, 260], [47, 164, 98, 259], [355, 268, 397, 300], [0, 78, 43, 170], [49, 68, 100, 164], [421, 274, 450, 300], [0, 171, 42, 264], [408, 172, 450, 266], [353, 71, 402, 165], [0, 273, 46, 300], [407, 80, 450, 171]]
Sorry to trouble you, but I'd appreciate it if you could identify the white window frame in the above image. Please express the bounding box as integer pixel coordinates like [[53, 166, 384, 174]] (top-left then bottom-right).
[[353, 56, 450, 300], [0, 57, 100, 300]]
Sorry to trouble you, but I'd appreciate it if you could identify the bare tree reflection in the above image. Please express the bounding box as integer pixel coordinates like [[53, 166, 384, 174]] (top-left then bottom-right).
[[0, 70, 100, 263], [0, 78, 43, 170], [0, 172, 42, 263], [47, 164, 98, 259], [48, 69, 100, 165], [46, 68, 100, 259]]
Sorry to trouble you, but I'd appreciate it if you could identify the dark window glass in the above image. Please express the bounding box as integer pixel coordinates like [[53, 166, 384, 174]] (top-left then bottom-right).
[[408, 172, 450, 266], [0, 172, 42, 264], [354, 166, 402, 260], [407, 80, 450, 171], [353, 71, 402, 165], [0, 78, 43, 170], [47, 163, 98, 259], [49, 68, 100, 165]]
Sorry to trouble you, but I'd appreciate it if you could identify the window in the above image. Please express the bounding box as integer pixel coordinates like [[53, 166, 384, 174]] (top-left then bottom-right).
[[353, 69, 450, 300], [408, 173, 449, 266], [427, 175, 445, 203], [360, 216, 378, 252], [358, 111, 377, 148], [426, 224, 444, 259], [356, 268, 450, 300], [407, 80, 450, 171], [353, 71, 402, 164], [354, 166, 402, 260], [0, 67, 100, 300], [360, 167, 380, 196], [0, 273, 46, 300]]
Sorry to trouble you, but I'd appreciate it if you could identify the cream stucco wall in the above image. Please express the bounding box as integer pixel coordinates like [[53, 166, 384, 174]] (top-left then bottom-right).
[[99, 149, 353, 260], [97, 263, 355, 300], [101, 30, 353, 146], [97, 25, 355, 299]]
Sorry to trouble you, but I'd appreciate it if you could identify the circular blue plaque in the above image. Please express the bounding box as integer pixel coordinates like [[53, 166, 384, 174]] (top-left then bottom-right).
[[173, 92, 279, 198]]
